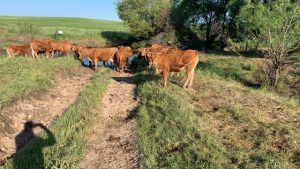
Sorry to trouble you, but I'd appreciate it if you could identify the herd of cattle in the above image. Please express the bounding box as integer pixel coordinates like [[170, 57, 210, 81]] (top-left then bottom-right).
[[6, 39, 199, 87]]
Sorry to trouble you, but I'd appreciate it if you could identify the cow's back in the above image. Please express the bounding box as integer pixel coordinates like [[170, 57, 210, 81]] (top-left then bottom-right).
[[180, 50, 199, 64], [93, 47, 118, 61]]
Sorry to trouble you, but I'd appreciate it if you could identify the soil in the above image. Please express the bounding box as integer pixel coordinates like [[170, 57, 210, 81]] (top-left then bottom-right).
[[79, 72, 139, 169], [0, 67, 93, 164]]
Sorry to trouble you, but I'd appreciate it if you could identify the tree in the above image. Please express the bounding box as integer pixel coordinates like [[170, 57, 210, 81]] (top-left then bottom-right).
[[239, 0, 300, 87], [116, 0, 173, 39], [173, 0, 229, 48]]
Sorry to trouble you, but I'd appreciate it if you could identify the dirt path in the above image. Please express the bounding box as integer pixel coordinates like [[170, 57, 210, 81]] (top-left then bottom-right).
[[0, 67, 93, 164], [80, 72, 139, 169]]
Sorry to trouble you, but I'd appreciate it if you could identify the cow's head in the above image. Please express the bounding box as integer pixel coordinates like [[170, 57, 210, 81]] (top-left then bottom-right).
[[138, 47, 146, 56], [71, 45, 84, 61], [145, 52, 156, 68], [71, 44, 79, 52]]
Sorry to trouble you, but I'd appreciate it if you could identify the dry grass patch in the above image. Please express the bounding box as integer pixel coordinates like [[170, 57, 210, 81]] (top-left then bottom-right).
[[189, 74, 300, 168]]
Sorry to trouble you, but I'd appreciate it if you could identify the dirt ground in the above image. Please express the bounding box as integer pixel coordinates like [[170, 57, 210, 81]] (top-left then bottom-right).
[[79, 72, 139, 169], [0, 67, 93, 164]]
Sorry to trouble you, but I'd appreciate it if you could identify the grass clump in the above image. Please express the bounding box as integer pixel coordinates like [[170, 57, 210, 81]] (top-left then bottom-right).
[[1, 68, 112, 169], [0, 57, 80, 109], [225, 105, 245, 122]]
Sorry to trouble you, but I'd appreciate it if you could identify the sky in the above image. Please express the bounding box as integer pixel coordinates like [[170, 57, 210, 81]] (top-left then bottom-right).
[[0, 0, 121, 21]]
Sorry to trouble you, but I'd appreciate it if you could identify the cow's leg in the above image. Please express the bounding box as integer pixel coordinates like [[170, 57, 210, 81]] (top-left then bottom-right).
[[31, 50, 36, 58], [183, 70, 190, 88], [46, 51, 50, 58], [94, 59, 98, 70], [6, 49, 11, 57], [35, 52, 39, 58], [187, 71, 195, 87], [188, 63, 198, 87], [187, 60, 198, 87], [89, 60, 93, 68], [30, 45, 37, 58], [163, 71, 169, 87], [33, 51, 39, 58], [121, 65, 124, 72]]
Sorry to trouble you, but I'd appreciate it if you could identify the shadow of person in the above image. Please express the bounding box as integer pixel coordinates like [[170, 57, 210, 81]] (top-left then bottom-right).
[[13, 121, 56, 169]]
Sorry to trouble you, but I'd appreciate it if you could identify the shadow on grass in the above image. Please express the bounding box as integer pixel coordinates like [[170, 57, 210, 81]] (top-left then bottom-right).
[[197, 61, 261, 89], [206, 50, 264, 58], [134, 72, 161, 85], [112, 76, 136, 85], [101, 31, 134, 47], [13, 121, 56, 169]]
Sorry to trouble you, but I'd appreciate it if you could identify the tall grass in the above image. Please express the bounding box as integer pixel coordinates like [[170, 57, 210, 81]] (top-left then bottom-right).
[[135, 73, 228, 169], [1, 68, 112, 169], [0, 57, 80, 109]]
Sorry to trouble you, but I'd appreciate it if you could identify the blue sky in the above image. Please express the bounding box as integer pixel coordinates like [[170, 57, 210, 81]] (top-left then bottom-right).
[[0, 0, 121, 21]]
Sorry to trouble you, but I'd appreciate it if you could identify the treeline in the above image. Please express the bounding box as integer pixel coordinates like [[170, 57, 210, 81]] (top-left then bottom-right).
[[117, 0, 300, 94], [117, 0, 298, 49]]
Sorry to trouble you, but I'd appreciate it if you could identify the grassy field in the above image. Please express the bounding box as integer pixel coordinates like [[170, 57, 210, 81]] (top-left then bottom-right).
[[0, 57, 81, 109], [1, 16, 299, 169], [0, 16, 130, 48], [136, 55, 300, 168], [1, 68, 112, 169], [0, 16, 127, 30]]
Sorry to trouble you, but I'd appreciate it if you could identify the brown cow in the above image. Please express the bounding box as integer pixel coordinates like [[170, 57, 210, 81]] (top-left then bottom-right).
[[91, 47, 118, 70], [71, 45, 95, 66], [73, 46, 118, 70], [30, 39, 54, 58], [151, 49, 199, 88], [50, 41, 73, 57], [6, 44, 31, 57], [115, 46, 133, 72]]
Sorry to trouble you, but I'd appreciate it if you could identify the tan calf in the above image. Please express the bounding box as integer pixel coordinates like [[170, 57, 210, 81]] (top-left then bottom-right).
[[6, 44, 31, 57], [30, 39, 54, 58], [115, 46, 133, 72], [151, 49, 199, 88]]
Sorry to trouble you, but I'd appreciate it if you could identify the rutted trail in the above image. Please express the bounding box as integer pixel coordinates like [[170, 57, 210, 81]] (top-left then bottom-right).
[[80, 72, 139, 169], [0, 67, 93, 164]]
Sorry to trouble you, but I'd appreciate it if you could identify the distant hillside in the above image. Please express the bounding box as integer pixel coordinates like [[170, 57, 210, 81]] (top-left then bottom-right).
[[0, 16, 131, 47], [0, 16, 128, 31]]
